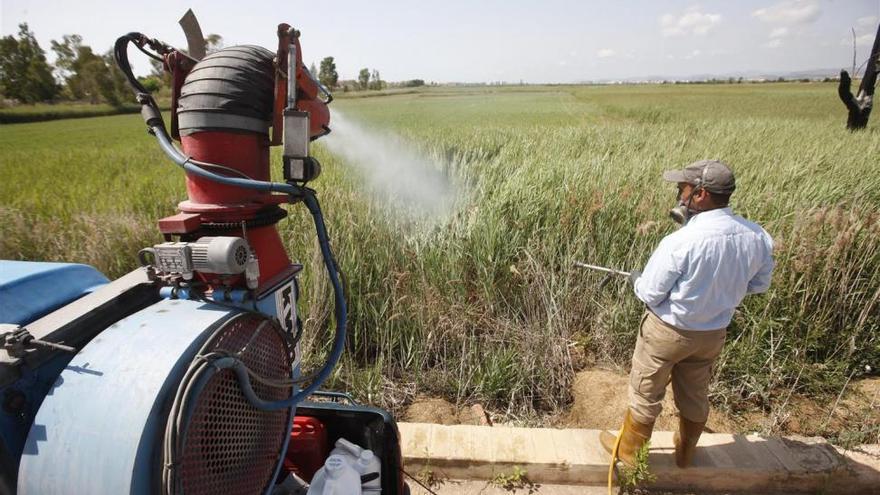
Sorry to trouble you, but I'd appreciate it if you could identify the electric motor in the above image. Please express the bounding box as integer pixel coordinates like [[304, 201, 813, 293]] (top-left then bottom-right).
[[144, 236, 253, 280], [190, 236, 250, 274]]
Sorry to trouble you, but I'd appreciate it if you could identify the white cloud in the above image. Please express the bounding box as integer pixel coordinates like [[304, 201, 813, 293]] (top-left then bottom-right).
[[597, 48, 615, 58], [844, 33, 875, 47], [769, 27, 789, 38], [753, 1, 820, 26], [765, 38, 783, 48], [660, 7, 722, 37], [857, 16, 878, 27], [844, 15, 879, 48], [683, 49, 702, 60], [857, 34, 874, 46]]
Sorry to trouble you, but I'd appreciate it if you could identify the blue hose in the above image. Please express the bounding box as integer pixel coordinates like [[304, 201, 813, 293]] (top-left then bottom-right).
[[153, 128, 297, 194], [150, 124, 347, 410]]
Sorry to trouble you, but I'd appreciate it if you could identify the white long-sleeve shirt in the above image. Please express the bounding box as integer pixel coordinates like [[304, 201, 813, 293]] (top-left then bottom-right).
[[633, 207, 774, 331]]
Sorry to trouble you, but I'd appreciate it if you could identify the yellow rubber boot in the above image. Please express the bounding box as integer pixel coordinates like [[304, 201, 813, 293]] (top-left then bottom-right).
[[599, 410, 655, 466], [673, 416, 705, 468]]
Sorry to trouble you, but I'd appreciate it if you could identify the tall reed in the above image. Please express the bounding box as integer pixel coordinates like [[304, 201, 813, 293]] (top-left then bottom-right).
[[2, 84, 878, 427]]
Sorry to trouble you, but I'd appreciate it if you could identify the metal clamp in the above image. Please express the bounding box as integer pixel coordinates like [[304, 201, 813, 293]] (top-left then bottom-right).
[[308, 390, 358, 405], [0, 324, 77, 357]]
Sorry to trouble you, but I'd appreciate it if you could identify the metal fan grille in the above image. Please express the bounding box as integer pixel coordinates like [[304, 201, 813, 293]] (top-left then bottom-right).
[[180, 314, 293, 495]]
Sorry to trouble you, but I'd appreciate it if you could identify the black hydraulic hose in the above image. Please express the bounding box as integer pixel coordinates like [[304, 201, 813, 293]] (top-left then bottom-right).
[[114, 33, 170, 135], [174, 190, 347, 412], [114, 33, 151, 95]]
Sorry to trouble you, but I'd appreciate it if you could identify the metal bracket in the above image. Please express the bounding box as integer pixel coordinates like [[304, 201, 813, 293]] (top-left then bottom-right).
[[178, 8, 206, 61], [0, 324, 76, 358]]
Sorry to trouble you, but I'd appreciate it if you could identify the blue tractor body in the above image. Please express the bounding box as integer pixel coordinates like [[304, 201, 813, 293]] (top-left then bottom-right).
[[0, 261, 109, 326], [0, 261, 406, 494]]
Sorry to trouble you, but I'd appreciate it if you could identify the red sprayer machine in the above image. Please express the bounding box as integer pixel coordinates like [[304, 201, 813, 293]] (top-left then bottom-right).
[[0, 14, 407, 495]]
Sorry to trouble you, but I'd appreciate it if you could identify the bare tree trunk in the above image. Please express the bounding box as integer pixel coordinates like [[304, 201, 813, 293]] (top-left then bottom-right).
[[839, 23, 880, 130]]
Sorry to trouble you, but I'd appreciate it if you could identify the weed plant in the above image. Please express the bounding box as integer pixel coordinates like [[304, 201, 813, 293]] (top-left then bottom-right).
[[617, 442, 656, 495], [1, 84, 878, 432]]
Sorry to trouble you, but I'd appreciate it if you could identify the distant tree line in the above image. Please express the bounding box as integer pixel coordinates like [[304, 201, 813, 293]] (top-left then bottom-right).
[[1, 23, 142, 106], [313, 57, 426, 92], [0, 23, 428, 106], [0, 23, 221, 107], [0, 24, 60, 104], [313, 58, 386, 92], [658, 76, 833, 85], [358, 68, 384, 90]]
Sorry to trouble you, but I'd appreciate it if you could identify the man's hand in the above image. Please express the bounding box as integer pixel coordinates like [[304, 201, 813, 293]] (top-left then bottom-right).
[[629, 270, 642, 285]]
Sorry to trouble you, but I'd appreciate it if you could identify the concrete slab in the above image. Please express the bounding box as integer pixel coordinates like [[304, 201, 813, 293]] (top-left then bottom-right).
[[407, 479, 610, 495], [399, 423, 880, 494]]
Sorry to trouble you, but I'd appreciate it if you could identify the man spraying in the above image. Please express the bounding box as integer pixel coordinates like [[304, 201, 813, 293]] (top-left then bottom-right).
[[599, 159, 774, 468]]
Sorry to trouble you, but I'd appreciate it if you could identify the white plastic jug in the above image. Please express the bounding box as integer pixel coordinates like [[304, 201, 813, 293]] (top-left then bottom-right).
[[329, 438, 381, 494], [355, 450, 381, 495], [306, 454, 362, 495]]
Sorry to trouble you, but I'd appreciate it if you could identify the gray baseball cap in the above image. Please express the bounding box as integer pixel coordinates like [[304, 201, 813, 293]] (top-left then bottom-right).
[[662, 159, 736, 194]]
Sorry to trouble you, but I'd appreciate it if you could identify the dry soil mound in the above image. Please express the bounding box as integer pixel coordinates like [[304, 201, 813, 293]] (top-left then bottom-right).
[[566, 369, 736, 432], [403, 398, 490, 425]]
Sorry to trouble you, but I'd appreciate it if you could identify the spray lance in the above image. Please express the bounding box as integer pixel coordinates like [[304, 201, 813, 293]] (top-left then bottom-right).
[[573, 261, 640, 288], [573, 262, 631, 278], [574, 259, 642, 494]]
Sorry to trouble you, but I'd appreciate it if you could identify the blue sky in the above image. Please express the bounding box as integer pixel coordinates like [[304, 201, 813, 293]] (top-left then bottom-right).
[[2, 0, 879, 82]]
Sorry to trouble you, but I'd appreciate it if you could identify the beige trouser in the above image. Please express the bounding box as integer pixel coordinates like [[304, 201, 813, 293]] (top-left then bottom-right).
[[628, 311, 726, 425]]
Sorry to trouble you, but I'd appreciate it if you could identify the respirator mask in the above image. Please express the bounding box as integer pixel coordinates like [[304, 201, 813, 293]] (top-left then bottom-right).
[[663, 160, 734, 225], [668, 171, 705, 225], [669, 192, 700, 225], [668, 200, 693, 225]]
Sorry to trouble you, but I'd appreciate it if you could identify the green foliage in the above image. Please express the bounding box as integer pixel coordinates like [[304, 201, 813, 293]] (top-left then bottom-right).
[[617, 442, 656, 494], [148, 57, 172, 88], [836, 421, 880, 450], [102, 50, 131, 107], [0, 23, 59, 103], [491, 466, 534, 492], [138, 76, 163, 93], [368, 69, 383, 90], [50, 35, 129, 106], [318, 56, 338, 88], [1, 84, 878, 429], [51, 35, 93, 100], [352, 68, 384, 91], [358, 68, 370, 90], [204, 34, 223, 54], [412, 446, 443, 490]]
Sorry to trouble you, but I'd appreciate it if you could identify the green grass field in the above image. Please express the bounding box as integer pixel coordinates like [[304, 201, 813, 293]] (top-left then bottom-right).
[[2, 83, 879, 440]]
